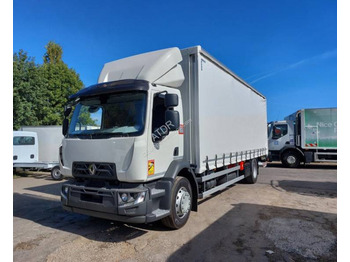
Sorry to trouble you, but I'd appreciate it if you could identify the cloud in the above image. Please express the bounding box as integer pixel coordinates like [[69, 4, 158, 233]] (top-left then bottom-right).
[[248, 49, 337, 84]]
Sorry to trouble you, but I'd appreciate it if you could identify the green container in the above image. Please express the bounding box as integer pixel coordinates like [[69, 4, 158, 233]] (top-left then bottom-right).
[[302, 108, 337, 149]]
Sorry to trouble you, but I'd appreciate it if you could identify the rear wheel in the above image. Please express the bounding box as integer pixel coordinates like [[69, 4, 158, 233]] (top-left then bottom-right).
[[51, 166, 63, 180], [244, 158, 258, 184], [162, 176, 192, 229], [282, 151, 300, 168]]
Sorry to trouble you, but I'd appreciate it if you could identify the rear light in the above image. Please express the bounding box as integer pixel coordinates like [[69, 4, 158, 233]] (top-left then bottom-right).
[[13, 155, 18, 160], [30, 154, 34, 159], [227, 164, 236, 169]]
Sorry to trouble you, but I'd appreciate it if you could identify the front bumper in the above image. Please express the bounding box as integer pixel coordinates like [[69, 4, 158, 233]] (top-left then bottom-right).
[[61, 180, 169, 224]]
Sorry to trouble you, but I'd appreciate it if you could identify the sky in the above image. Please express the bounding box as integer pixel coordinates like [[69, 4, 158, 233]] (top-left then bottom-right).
[[13, 0, 337, 122]]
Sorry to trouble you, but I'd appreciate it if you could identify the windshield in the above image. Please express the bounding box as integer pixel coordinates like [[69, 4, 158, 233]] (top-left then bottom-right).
[[267, 123, 272, 138], [68, 92, 147, 138]]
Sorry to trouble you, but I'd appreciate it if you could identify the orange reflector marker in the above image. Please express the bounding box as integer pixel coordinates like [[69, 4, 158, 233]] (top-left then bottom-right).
[[239, 161, 244, 171]]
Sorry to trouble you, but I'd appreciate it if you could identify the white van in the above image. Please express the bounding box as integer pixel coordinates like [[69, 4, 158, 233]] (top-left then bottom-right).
[[13, 131, 38, 163], [13, 126, 63, 180]]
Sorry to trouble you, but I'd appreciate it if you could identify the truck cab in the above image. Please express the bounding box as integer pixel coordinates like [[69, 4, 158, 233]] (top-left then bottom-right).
[[267, 119, 302, 167], [268, 120, 293, 151], [61, 81, 183, 183]]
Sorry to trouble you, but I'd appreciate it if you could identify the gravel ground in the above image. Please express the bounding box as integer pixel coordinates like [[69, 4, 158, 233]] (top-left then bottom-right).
[[13, 163, 337, 262]]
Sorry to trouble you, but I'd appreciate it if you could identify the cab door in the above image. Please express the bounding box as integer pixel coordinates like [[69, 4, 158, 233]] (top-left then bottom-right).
[[146, 88, 183, 181], [268, 123, 289, 151]]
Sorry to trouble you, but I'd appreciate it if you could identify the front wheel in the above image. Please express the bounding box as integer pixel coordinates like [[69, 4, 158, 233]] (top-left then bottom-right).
[[161, 176, 192, 229], [282, 151, 300, 168], [51, 166, 63, 180]]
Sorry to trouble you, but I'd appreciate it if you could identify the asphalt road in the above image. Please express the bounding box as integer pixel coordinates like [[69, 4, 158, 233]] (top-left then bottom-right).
[[13, 163, 337, 262]]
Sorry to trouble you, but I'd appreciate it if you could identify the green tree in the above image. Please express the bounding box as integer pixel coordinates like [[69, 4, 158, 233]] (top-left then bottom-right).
[[40, 41, 83, 125], [39, 63, 83, 125], [13, 50, 44, 130], [13, 41, 83, 129], [43, 41, 63, 64]]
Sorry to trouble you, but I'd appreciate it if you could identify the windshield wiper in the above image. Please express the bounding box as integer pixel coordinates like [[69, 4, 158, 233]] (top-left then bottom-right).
[[69, 132, 131, 139], [90, 132, 130, 138]]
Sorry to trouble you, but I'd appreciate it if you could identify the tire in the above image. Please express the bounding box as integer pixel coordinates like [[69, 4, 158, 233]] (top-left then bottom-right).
[[281, 151, 300, 168], [244, 158, 258, 184], [51, 166, 63, 180], [161, 176, 192, 229]]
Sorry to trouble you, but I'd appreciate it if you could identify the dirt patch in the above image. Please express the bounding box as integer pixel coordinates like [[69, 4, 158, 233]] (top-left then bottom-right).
[[232, 234, 248, 254], [46, 237, 137, 262], [14, 235, 47, 251], [260, 217, 336, 260]]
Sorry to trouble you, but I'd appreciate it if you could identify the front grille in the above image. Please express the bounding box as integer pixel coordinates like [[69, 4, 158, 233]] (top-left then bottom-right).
[[72, 162, 117, 180]]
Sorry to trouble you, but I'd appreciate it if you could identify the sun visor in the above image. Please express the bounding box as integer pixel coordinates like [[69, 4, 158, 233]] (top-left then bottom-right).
[[98, 47, 184, 88]]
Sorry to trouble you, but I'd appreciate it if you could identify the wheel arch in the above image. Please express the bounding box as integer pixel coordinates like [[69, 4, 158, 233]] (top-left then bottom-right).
[[161, 159, 198, 212], [280, 146, 305, 162]]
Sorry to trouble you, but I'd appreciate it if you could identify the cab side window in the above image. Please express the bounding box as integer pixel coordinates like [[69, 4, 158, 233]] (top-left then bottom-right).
[[272, 124, 288, 139]]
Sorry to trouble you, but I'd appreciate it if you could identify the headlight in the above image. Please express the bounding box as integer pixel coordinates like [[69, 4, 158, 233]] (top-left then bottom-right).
[[62, 185, 69, 197], [119, 191, 146, 205], [133, 192, 146, 204], [121, 193, 129, 202]]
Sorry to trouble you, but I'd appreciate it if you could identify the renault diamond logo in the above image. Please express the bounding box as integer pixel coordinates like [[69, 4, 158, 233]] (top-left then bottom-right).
[[88, 163, 96, 175]]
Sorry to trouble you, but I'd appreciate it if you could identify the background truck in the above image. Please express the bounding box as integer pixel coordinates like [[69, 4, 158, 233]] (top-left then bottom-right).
[[60, 46, 268, 229], [13, 126, 64, 180], [268, 108, 337, 167]]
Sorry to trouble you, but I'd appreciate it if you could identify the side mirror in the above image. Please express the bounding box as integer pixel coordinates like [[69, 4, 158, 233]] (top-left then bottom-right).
[[64, 107, 72, 117], [62, 118, 69, 136], [164, 94, 178, 108], [165, 110, 180, 131]]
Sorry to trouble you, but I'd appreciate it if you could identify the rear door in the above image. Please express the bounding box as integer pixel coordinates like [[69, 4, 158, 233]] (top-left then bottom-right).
[[13, 133, 39, 163]]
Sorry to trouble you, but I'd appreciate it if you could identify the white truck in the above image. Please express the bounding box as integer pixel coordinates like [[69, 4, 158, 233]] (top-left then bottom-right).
[[60, 46, 268, 228], [13, 126, 64, 180], [268, 108, 337, 167]]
